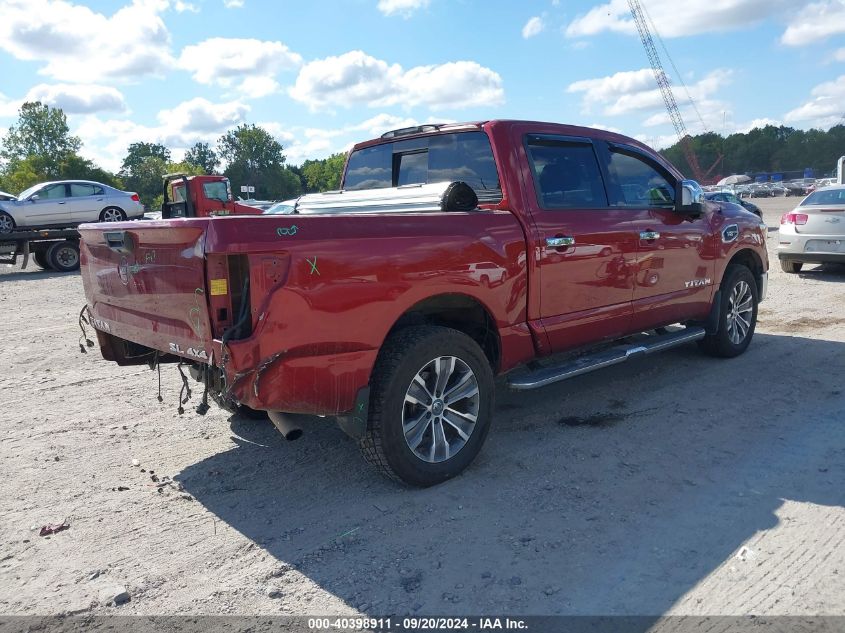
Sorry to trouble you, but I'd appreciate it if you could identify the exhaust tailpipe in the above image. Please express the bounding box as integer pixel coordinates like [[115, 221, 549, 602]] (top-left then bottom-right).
[[268, 411, 304, 441]]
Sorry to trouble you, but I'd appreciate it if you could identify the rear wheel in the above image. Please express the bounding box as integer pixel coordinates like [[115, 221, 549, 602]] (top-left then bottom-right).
[[100, 207, 126, 222], [33, 248, 52, 270], [0, 211, 15, 234], [699, 265, 758, 358], [360, 325, 494, 487], [46, 241, 80, 272], [780, 259, 803, 274]]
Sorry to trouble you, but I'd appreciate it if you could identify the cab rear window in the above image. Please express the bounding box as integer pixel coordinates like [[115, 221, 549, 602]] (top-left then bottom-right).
[[344, 131, 502, 203]]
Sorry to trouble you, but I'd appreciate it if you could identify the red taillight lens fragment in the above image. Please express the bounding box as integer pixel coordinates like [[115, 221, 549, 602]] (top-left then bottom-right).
[[780, 212, 808, 225]]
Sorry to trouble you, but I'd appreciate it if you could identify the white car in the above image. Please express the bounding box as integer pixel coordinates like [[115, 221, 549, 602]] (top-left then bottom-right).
[[778, 185, 845, 273], [0, 180, 144, 233]]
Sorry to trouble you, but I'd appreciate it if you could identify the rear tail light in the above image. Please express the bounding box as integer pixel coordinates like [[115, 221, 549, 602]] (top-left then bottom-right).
[[780, 212, 808, 225], [130, 193, 140, 202]]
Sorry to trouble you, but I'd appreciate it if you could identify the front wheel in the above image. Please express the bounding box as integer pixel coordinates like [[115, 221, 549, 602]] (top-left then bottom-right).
[[360, 325, 494, 487], [699, 265, 758, 358]]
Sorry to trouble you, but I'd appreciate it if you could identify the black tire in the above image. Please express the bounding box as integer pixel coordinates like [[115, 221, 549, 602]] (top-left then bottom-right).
[[100, 207, 126, 222], [0, 211, 15, 234], [699, 265, 758, 358], [780, 259, 803, 274], [46, 241, 80, 272], [360, 325, 494, 487], [33, 249, 52, 270]]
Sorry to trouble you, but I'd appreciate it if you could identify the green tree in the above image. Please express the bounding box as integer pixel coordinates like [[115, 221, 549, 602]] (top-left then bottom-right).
[[184, 142, 219, 174], [0, 102, 82, 180], [118, 143, 174, 207], [218, 124, 300, 199], [300, 152, 346, 192]]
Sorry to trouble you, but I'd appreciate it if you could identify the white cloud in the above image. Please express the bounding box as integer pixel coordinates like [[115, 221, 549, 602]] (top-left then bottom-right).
[[25, 83, 127, 114], [565, 0, 800, 39], [173, 0, 198, 11], [522, 16, 545, 38], [223, 0, 244, 6], [0, 94, 21, 118], [0, 0, 174, 82], [567, 68, 732, 125], [178, 38, 302, 95], [782, 0, 845, 46], [290, 51, 504, 111], [74, 98, 249, 171], [836, 48, 845, 61], [784, 74, 845, 128], [377, 0, 429, 17]]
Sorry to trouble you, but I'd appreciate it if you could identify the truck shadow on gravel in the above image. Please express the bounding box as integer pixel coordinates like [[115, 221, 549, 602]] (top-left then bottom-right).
[[0, 268, 78, 282], [176, 332, 844, 616]]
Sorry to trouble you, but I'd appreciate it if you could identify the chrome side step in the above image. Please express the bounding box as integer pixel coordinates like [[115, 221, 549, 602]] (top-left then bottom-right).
[[507, 327, 706, 391]]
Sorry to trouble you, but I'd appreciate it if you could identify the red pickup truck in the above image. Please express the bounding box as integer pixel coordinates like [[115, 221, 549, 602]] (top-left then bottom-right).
[[79, 120, 768, 486]]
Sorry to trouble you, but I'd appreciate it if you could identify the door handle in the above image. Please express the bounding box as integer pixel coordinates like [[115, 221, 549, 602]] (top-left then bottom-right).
[[546, 236, 576, 247], [639, 230, 660, 240], [58, 201, 66, 204]]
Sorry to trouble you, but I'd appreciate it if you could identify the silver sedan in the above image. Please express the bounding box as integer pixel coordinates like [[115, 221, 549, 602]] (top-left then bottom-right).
[[0, 180, 144, 233], [778, 185, 845, 273]]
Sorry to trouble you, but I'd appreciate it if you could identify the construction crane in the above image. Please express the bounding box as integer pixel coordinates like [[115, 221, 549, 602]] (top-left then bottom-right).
[[627, 0, 722, 183]]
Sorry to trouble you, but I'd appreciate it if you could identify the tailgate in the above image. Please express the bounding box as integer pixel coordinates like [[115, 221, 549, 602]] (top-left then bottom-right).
[[79, 220, 214, 362]]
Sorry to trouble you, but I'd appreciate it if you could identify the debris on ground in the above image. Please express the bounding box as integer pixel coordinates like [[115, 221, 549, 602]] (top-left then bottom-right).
[[99, 584, 130, 606], [38, 522, 70, 536]]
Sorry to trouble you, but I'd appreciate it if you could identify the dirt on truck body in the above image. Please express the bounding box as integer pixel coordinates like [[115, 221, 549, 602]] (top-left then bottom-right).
[[79, 120, 769, 486]]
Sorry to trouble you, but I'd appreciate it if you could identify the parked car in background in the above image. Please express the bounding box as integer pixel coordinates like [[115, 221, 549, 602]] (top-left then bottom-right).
[[262, 198, 299, 215], [0, 191, 16, 202], [0, 180, 143, 233], [778, 185, 845, 273], [704, 191, 762, 218]]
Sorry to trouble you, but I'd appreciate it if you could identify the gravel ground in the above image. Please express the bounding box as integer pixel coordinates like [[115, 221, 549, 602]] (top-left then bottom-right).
[[0, 196, 843, 616]]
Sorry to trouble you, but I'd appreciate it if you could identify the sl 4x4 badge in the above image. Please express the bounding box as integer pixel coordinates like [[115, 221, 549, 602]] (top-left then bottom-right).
[[722, 224, 739, 243], [169, 343, 209, 360]]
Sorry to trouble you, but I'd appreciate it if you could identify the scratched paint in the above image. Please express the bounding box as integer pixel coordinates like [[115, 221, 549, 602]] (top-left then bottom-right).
[[306, 256, 320, 276], [188, 287, 204, 334], [276, 225, 298, 236]]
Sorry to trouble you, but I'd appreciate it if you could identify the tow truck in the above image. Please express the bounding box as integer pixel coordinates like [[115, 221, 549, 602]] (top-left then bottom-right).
[[162, 174, 262, 218]]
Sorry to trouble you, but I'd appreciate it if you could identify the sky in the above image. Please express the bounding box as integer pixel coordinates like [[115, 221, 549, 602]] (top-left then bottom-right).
[[0, 0, 843, 173]]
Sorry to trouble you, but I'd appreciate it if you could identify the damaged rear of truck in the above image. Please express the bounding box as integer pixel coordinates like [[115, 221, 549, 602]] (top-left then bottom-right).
[[79, 186, 533, 484]]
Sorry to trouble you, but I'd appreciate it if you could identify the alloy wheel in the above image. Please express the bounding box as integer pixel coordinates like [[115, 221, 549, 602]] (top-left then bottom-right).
[[726, 280, 753, 345], [402, 356, 480, 463]]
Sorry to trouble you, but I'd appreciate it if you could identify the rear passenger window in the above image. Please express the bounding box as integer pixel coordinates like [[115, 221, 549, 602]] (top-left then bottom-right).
[[608, 149, 675, 208], [525, 135, 607, 209], [70, 183, 96, 197]]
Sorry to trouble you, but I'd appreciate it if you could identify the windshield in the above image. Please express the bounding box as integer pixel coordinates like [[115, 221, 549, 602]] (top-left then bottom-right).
[[800, 189, 845, 206], [18, 184, 44, 199]]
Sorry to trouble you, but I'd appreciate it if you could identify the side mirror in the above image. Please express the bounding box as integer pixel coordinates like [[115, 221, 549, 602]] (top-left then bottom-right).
[[29, 194, 39, 202], [676, 179, 703, 216]]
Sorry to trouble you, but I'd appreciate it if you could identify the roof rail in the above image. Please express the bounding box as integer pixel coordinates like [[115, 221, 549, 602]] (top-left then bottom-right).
[[380, 124, 444, 139]]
